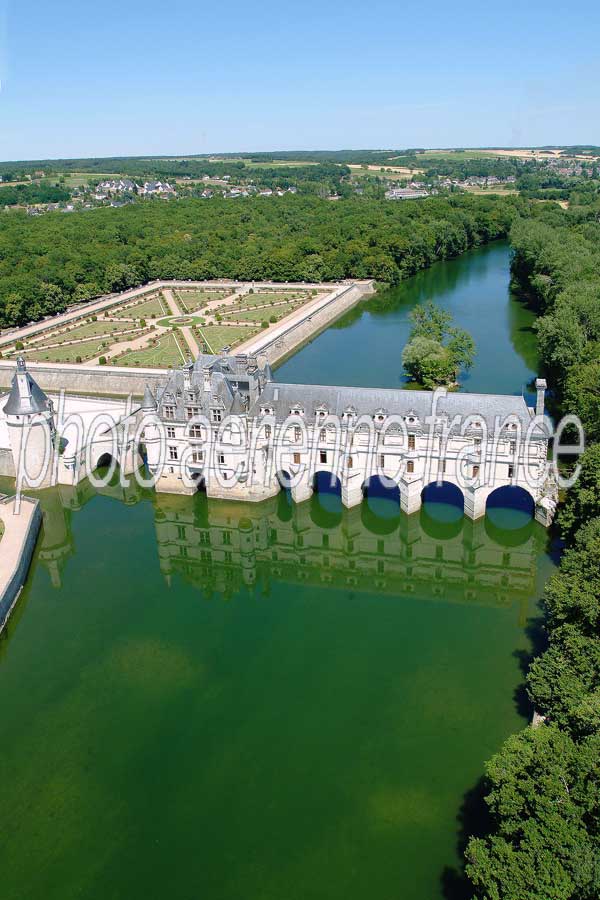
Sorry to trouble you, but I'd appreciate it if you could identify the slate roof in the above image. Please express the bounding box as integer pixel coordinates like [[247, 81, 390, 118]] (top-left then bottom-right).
[[151, 353, 543, 437], [4, 358, 50, 416], [250, 382, 537, 433]]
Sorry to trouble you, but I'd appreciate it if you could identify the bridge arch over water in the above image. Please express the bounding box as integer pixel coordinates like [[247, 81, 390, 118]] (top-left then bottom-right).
[[485, 485, 535, 531], [310, 470, 343, 528]]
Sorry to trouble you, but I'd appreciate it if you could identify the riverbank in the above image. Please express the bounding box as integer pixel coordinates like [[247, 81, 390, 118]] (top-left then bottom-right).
[[0, 495, 42, 635]]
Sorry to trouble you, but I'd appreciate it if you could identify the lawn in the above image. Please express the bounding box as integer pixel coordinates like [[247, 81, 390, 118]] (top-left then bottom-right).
[[28, 320, 138, 347], [197, 325, 260, 353], [221, 300, 302, 323], [114, 332, 186, 368], [110, 296, 166, 319], [176, 290, 228, 313], [22, 338, 114, 363], [215, 290, 311, 311]]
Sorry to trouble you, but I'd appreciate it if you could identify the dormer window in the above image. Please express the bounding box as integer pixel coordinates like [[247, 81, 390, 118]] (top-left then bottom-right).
[[290, 405, 304, 417], [211, 408, 222, 423], [163, 405, 175, 420]]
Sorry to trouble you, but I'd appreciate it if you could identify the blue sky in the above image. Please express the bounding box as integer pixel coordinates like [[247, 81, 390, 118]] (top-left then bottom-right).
[[1, 0, 599, 160]]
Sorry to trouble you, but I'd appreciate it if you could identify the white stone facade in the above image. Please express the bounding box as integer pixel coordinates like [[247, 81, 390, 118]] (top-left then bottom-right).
[[142, 354, 557, 525], [0, 355, 558, 525]]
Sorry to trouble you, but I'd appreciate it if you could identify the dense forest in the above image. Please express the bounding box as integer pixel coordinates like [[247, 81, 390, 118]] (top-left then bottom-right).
[[464, 200, 600, 900], [0, 193, 518, 329]]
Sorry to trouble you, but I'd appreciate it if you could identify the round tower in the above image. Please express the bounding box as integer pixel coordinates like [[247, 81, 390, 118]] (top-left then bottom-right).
[[140, 383, 161, 476], [5, 358, 56, 489]]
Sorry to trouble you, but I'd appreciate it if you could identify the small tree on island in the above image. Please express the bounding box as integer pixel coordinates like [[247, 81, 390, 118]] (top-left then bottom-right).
[[402, 301, 475, 389]]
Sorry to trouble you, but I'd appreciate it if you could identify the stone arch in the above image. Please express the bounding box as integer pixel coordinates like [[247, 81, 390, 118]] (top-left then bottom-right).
[[361, 475, 400, 533], [95, 451, 119, 470], [276, 469, 293, 490], [420, 480, 464, 539], [421, 480, 464, 513], [310, 470, 342, 528], [275, 470, 293, 522], [312, 470, 342, 496], [485, 485, 535, 530]]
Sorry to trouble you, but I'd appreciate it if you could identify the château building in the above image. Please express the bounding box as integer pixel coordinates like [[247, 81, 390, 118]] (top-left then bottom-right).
[[0, 354, 558, 524]]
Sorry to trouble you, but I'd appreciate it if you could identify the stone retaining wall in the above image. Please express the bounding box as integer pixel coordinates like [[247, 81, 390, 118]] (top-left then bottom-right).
[[0, 496, 42, 635], [0, 361, 164, 397], [260, 282, 375, 367]]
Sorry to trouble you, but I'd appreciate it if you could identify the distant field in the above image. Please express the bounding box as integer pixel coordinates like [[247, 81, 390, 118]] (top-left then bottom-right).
[[416, 150, 500, 160], [48, 172, 121, 188], [348, 164, 424, 176], [115, 332, 185, 368], [110, 296, 166, 319], [205, 158, 320, 168], [197, 324, 259, 353], [461, 184, 519, 195], [245, 160, 320, 168]]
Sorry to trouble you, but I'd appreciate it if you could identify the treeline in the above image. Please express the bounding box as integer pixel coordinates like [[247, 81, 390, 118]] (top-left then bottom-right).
[[0, 182, 71, 207], [0, 149, 396, 180], [0, 194, 519, 329], [465, 202, 600, 899], [387, 154, 529, 180]]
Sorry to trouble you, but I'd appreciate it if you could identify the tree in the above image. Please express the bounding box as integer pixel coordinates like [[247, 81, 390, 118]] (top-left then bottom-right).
[[466, 725, 600, 900], [564, 359, 600, 445], [558, 444, 600, 543], [402, 336, 453, 388], [402, 301, 475, 387]]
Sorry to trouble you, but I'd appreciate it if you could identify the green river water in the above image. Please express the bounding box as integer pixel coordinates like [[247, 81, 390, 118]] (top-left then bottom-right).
[[0, 241, 555, 900]]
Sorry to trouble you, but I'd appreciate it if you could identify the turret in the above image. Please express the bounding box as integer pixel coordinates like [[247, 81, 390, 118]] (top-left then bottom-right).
[[5, 357, 56, 488], [141, 383, 157, 413], [535, 378, 547, 417], [140, 383, 160, 474]]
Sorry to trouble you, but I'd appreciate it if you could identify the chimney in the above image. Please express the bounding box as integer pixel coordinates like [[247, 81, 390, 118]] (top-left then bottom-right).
[[535, 378, 547, 417]]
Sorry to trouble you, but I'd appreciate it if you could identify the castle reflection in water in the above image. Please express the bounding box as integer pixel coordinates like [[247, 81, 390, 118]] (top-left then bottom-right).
[[22, 472, 549, 627]]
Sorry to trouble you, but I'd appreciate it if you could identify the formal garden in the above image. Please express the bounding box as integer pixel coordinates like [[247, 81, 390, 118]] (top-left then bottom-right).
[[0, 282, 329, 368]]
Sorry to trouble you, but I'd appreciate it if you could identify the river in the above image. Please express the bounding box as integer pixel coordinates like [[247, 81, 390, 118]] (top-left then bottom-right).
[[0, 241, 554, 900]]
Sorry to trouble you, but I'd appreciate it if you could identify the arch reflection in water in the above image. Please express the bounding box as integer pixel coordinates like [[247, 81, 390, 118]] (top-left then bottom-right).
[[150, 490, 547, 621], [485, 485, 536, 547], [420, 481, 464, 539], [3, 472, 548, 623], [361, 475, 401, 535], [311, 471, 343, 526]]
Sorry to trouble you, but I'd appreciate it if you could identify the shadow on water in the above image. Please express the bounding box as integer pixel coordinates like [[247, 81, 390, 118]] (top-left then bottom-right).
[[441, 777, 492, 900]]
